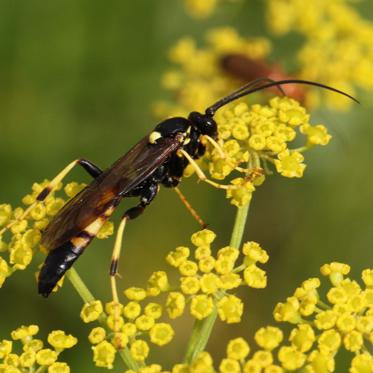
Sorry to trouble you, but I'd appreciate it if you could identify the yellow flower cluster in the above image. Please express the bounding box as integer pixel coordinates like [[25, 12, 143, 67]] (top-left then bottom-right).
[[200, 97, 330, 206], [164, 262, 373, 373], [0, 325, 76, 373], [266, 0, 373, 109], [153, 27, 271, 118], [165, 230, 268, 323], [80, 229, 268, 369], [81, 298, 174, 367], [0, 180, 114, 291]]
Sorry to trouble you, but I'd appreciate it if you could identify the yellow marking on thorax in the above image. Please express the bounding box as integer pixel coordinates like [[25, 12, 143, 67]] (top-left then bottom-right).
[[149, 131, 162, 144]]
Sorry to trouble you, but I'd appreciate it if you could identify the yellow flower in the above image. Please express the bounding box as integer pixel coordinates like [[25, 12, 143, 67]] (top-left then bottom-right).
[[198, 256, 216, 273], [289, 324, 315, 352], [88, 327, 106, 345], [318, 330, 341, 354], [255, 327, 283, 351], [180, 276, 200, 295], [190, 295, 214, 320], [9, 244, 33, 270], [315, 310, 338, 330], [0, 340, 12, 358], [166, 292, 185, 319], [226, 178, 255, 207], [320, 262, 350, 286], [19, 351, 35, 368], [0, 258, 9, 287], [0, 204, 12, 226], [80, 300, 103, 323], [244, 265, 267, 288], [48, 362, 70, 373], [362, 269, 373, 288], [148, 271, 169, 292], [47, 331, 77, 350], [275, 150, 306, 178], [179, 260, 198, 277], [252, 350, 273, 367], [219, 358, 240, 373], [92, 340, 116, 369], [242, 242, 269, 264], [306, 350, 334, 373], [144, 303, 162, 320], [149, 323, 174, 346], [200, 273, 221, 294], [278, 346, 306, 370], [350, 353, 373, 373], [64, 182, 86, 198], [343, 330, 363, 352], [226, 337, 250, 360], [130, 340, 149, 361], [217, 295, 243, 324], [36, 349, 58, 366], [166, 247, 190, 267], [135, 315, 155, 331], [191, 230, 216, 246], [96, 221, 114, 239], [11, 325, 39, 341], [300, 124, 331, 145], [219, 273, 241, 290], [273, 297, 301, 324], [124, 287, 147, 301], [123, 301, 142, 320]]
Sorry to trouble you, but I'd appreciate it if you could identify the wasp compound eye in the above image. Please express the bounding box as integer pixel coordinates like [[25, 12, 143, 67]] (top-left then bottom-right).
[[188, 111, 218, 139]]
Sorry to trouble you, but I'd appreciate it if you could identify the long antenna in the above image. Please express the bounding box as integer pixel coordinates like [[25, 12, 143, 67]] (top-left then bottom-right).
[[205, 79, 359, 116]]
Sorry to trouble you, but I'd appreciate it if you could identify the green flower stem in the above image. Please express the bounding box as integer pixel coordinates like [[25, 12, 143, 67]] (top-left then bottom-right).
[[183, 201, 252, 363], [66, 268, 140, 371]]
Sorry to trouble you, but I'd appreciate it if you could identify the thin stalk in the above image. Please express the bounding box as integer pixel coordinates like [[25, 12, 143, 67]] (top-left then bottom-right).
[[183, 153, 261, 364], [183, 201, 252, 363], [66, 268, 140, 371]]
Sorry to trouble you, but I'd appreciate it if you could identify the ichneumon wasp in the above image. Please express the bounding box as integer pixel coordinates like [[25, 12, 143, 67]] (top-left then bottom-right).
[[0, 78, 358, 303]]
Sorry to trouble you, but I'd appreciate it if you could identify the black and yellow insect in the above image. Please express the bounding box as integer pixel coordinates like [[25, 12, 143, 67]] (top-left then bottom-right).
[[2, 79, 357, 300]]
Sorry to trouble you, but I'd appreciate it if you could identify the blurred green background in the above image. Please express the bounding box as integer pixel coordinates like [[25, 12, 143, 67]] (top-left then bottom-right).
[[0, 1, 372, 371]]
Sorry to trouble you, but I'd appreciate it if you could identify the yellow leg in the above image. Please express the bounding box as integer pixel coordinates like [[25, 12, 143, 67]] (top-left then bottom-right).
[[178, 149, 232, 190], [174, 187, 206, 228], [110, 217, 127, 304], [202, 135, 254, 175], [0, 159, 81, 236], [202, 135, 226, 159]]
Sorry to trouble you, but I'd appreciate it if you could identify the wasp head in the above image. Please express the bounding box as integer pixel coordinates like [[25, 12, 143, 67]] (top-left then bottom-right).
[[188, 111, 218, 140]]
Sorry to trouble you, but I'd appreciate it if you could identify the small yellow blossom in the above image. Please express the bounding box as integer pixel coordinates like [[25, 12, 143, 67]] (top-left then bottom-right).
[[92, 340, 116, 369], [219, 358, 240, 373], [0, 340, 12, 358], [217, 295, 243, 323], [226, 337, 250, 360], [123, 301, 142, 320], [48, 362, 70, 373], [180, 276, 200, 295], [191, 230, 216, 246], [36, 349, 58, 366], [130, 340, 149, 362], [19, 351, 36, 368], [88, 327, 106, 345], [149, 323, 174, 346], [136, 315, 155, 331], [255, 327, 284, 351], [47, 331, 77, 350], [278, 346, 306, 370], [124, 287, 147, 301], [166, 292, 185, 319], [244, 265, 267, 288], [80, 300, 103, 323], [11, 325, 39, 341], [275, 150, 306, 178], [190, 295, 214, 320], [289, 324, 315, 352]]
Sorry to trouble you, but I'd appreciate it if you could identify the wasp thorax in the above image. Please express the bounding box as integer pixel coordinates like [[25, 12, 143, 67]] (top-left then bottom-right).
[[188, 111, 218, 139]]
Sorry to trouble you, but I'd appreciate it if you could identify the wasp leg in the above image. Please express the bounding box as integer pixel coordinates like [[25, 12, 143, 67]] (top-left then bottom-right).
[[177, 149, 233, 190], [201, 135, 226, 159], [0, 159, 102, 236], [174, 187, 206, 228], [110, 185, 158, 300]]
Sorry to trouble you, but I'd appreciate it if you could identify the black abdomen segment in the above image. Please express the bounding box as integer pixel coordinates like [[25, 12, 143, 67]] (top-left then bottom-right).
[[38, 240, 88, 297]]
